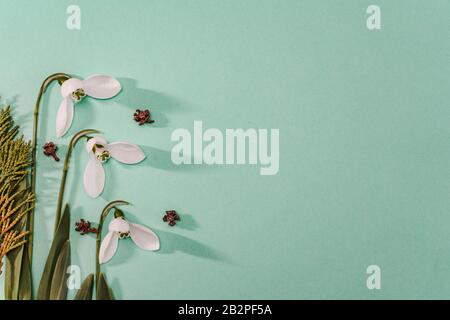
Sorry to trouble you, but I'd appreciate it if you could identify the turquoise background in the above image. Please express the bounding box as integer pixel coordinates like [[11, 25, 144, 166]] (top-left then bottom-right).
[[0, 0, 449, 299]]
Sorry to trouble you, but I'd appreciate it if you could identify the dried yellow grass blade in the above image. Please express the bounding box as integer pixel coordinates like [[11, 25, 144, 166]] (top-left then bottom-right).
[[0, 106, 33, 300]]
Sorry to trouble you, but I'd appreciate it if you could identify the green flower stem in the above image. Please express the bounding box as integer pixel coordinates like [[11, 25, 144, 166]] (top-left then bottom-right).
[[54, 129, 100, 233], [96, 200, 130, 286], [29, 73, 70, 270]]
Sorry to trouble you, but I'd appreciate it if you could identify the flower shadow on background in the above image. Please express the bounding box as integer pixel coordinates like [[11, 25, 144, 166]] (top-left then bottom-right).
[[99, 146, 219, 204], [106, 227, 228, 269], [104, 210, 228, 267], [140, 145, 218, 173], [0, 95, 62, 215], [39, 145, 68, 208], [69, 205, 92, 286], [174, 213, 198, 231], [37, 85, 65, 208], [153, 228, 227, 262], [115, 77, 186, 129]]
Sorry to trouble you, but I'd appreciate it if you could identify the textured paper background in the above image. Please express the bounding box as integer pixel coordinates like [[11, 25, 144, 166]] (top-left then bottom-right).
[[0, 0, 449, 299]]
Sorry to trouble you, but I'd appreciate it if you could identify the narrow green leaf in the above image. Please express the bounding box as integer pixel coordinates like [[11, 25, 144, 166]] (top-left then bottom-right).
[[5, 189, 32, 301], [96, 273, 114, 300], [4, 237, 32, 300], [37, 204, 70, 300], [4, 246, 23, 299], [74, 274, 94, 300], [17, 245, 32, 300], [49, 240, 70, 300]]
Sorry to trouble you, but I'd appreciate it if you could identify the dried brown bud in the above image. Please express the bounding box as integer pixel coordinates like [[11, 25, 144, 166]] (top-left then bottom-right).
[[75, 219, 98, 235], [163, 210, 180, 226], [43, 142, 60, 161], [133, 109, 155, 125]]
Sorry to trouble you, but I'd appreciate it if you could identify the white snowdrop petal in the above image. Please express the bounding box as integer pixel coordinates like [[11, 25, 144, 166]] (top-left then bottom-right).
[[107, 142, 146, 164], [108, 218, 130, 233], [61, 78, 84, 98], [129, 223, 160, 251], [83, 156, 105, 198], [82, 75, 121, 99], [55, 97, 74, 138], [86, 139, 96, 153], [86, 136, 108, 153], [99, 231, 119, 264]]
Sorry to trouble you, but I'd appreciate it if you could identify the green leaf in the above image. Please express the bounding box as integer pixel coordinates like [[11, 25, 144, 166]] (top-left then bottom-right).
[[74, 274, 94, 300], [5, 205, 32, 300], [17, 245, 32, 300], [4, 241, 32, 300], [96, 273, 114, 300], [37, 204, 71, 300], [4, 245, 23, 299], [49, 240, 70, 300]]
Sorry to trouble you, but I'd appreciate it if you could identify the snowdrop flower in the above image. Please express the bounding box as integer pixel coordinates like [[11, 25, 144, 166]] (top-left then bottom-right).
[[99, 210, 160, 264], [84, 136, 145, 198], [56, 75, 121, 137]]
